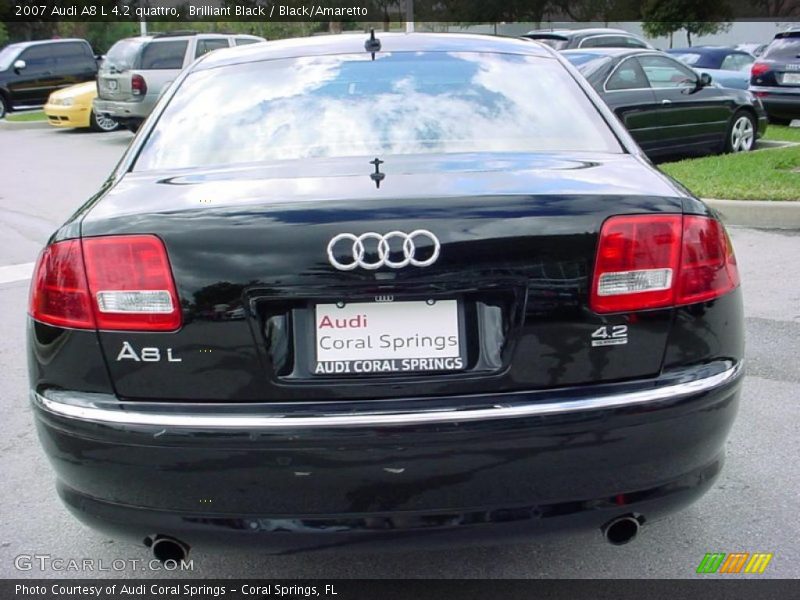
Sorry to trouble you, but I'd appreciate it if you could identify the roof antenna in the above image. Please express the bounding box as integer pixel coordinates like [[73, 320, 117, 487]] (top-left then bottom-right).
[[369, 158, 385, 189], [365, 28, 381, 60]]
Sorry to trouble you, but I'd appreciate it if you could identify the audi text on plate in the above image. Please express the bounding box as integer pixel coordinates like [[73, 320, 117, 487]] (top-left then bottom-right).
[[27, 33, 744, 558]]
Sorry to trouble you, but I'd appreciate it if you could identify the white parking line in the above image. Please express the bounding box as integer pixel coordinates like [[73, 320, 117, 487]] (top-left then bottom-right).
[[0, 262, 35, 285]]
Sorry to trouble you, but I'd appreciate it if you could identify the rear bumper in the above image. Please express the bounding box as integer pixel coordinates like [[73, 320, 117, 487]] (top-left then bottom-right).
[[750, 87, 800, 119], [92, 97, 152, 120], [32, 360, 743, 552]]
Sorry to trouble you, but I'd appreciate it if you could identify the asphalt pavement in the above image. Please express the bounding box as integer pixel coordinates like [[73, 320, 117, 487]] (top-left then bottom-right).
[[0, 125, 798, 579]]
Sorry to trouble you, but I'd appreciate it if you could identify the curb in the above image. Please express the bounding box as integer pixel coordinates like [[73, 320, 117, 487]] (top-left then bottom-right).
[[0, 118, 48, 130], [703, 198, 800, 230]]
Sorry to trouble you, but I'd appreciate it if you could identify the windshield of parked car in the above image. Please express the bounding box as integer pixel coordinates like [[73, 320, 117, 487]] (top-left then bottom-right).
[[104, 39, 145, 72], [134, 51, 622, 171], [563, 52, 614, 77], [0, 45, 21, 71], [670, 52, 703, 66], [526, 37, 568, 50]]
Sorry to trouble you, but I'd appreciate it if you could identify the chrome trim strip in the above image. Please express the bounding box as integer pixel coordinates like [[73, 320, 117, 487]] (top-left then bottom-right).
[[32, 363, 742, 430]]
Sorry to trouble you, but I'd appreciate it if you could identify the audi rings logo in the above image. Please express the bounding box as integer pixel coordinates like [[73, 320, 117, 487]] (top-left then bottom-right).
[[327, 230, 441, 271]]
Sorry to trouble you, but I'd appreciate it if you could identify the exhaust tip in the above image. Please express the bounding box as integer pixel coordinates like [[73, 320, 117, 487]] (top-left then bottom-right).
[[151, 536, 190, 563], [602, 515, 641, 546]]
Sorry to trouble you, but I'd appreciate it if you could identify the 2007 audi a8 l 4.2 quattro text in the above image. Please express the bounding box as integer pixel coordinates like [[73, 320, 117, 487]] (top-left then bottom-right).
[[28, 33, 743, 561]]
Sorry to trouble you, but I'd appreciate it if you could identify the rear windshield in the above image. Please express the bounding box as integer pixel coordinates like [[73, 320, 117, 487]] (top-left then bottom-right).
[[134, 51, 622, 171], [104, 39, 144, 71], [764, 35, 800, 58], [138, 40, 188, 69]]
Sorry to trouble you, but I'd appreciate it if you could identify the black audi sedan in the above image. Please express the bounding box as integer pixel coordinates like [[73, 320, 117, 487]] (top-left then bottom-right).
[[28, 33, 743, 560], [563, 48, 768, 158]]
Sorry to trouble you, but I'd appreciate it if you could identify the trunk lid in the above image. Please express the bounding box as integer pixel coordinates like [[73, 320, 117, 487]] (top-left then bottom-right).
[[81, 153, 687, 402]]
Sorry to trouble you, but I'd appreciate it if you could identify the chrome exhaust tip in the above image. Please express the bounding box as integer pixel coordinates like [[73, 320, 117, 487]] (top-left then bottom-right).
[[150, 535, 190, 563], [602, 515, 641, 545]]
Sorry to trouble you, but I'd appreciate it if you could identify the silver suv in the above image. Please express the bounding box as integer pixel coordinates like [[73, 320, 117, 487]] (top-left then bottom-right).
[[94, 32, 264, 132]]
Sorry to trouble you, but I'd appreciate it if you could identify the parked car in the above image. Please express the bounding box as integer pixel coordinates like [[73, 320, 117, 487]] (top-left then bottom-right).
[[736, 43, 768, 58], [94, 31, 265, 132], [563, 48, 767, 157], [0, 38, 98, 119], [29, 33, 744, 559], [750, 29, 800, 125], [43, 81, 119, 132], [666, 47, 755, 90], [522, 28, 652, 50]]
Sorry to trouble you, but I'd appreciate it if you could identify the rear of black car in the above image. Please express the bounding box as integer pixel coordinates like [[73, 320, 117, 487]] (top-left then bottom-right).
[[750, 29, 800, 124], [27, 34, 743, 556]]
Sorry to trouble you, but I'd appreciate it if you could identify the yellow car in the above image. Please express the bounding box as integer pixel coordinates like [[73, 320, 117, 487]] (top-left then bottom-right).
[[44, 82, 119, 132]]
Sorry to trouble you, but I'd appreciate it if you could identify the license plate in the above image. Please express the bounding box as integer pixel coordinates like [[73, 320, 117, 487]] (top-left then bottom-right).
[[782, 73, 800, 85], [314, 300, 463, 375]]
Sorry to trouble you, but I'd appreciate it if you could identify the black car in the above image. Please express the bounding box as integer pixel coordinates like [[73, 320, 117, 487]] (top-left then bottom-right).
[[29, 33, 743, 560], [563, 48, 768, 157], [0, 38, 98, 119], [750, 29, 800, 125], [522, 28, 652, 50]]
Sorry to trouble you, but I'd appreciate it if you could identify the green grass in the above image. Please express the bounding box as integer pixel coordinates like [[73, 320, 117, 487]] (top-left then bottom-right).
[[764, 125, 800, 143], [659, 126, 800, 201], [4, 110, 47, 122]]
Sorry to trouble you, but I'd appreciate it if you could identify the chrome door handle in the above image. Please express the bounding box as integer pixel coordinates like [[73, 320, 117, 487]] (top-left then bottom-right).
[[661, 99, 672, 105]]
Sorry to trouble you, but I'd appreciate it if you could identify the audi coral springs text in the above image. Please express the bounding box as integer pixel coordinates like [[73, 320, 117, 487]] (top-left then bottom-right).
[[28, 33, 743, 559]]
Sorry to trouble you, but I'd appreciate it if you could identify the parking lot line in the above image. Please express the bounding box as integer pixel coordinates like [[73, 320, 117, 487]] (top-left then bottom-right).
[[0, 262, 35, 285]]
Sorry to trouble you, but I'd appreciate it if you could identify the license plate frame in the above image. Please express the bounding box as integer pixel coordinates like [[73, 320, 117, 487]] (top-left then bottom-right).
[[311, 299, 467, 376], [782, 72, 800, 85]]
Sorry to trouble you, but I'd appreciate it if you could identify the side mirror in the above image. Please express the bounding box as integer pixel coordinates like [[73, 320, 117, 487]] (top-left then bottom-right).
[[13, 59, 26, 72], [699, 72, 712, 87]]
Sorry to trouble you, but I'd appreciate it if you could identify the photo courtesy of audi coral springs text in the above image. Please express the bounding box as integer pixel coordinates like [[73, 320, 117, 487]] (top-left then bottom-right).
[[27, 32, 743, 560]]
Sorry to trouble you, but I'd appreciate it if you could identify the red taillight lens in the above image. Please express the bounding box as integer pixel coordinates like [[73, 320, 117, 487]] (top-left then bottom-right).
[[29, 235, 181, 331], [677, 216, 740, 306], [29, 240, 95, 329], [83, 235, 181, 331], [591, 215, 740, 314], [131, 74, 147, 96], [591, 215, 682, 313], [751, 62, 770, 78]]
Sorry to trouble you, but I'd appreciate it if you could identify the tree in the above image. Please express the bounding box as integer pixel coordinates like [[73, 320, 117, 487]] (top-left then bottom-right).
[[549, 0, 641, 23], [753, 0, 800, 17], [0, 22, 8, 47], [642, 0, 733, 46]]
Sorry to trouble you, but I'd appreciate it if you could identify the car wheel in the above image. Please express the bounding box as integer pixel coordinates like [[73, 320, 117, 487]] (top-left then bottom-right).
[[725, 111, 756, 153], [0, 95, 8, 120], [89, 110, 119, 132]]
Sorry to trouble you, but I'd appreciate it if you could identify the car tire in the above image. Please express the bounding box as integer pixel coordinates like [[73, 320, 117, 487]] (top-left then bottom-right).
[[0, 94, 8, 120], [89, 110, 119, 132], [725, 111, 756, 153]]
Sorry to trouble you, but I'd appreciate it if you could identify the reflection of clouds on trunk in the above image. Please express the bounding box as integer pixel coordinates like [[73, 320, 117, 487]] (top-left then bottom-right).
[[136, 51, 621, 171]]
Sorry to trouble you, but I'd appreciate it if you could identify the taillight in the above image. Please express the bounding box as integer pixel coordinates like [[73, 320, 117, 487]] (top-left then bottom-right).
[[590, 215, 740, 314], [751, 62, 770, 78], [131, 74, 147, 97], [29, 240, 95, 329], [677, 216, 740, 306], [29, 235, 181, 331]]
